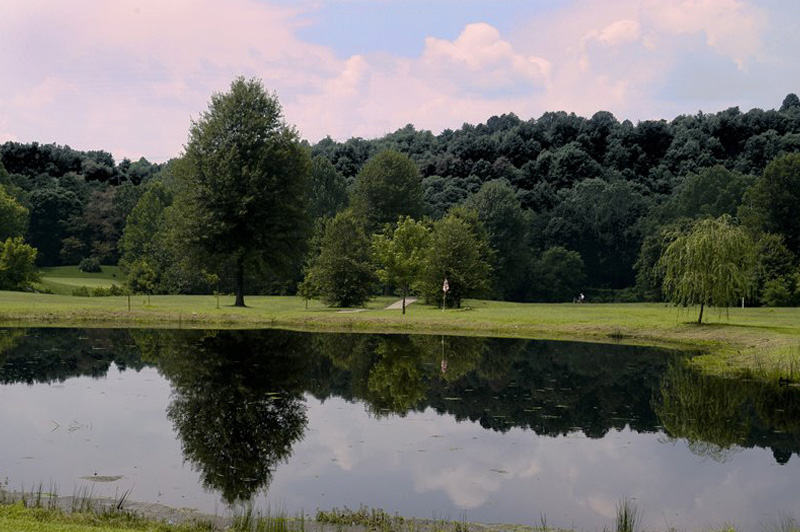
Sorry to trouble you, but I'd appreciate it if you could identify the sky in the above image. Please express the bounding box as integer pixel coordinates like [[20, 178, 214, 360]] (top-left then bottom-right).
[[1, 0, 799, 164]]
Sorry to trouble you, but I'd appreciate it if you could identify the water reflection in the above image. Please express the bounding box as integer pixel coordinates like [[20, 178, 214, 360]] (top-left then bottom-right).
[[2, 327, 800, 524], [655, 363, 800, 464], [137, 330, 310, 503]]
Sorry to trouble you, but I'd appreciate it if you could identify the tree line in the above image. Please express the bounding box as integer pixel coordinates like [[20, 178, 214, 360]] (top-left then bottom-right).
[[2, 78, 799, 310]]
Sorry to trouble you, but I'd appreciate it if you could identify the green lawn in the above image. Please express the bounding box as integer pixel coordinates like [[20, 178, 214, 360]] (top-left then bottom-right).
[[1, 291, 800, 380], [36, 266, 123, 296], [0, 502, 205, 531]]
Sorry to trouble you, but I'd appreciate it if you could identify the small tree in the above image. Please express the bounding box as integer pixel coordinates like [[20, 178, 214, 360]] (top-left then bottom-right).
[[372, 216, 431, 314], [419, 207, 493, 308], [530, 246, 586, 302], [658, 215, 756, 324], [305, 210, 376, 307], [0, 236, 39, 291]]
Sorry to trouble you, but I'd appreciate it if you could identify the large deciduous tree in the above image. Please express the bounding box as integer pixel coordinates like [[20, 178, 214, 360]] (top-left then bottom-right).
[[464, 179, 532, 300], [740, 152, 800, 256], [658, 215, 756, 324], [174, 77, 311, 306]]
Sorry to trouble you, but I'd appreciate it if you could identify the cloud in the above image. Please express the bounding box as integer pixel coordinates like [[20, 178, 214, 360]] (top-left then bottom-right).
[[642, 0, 767, 69], [0, 0, 793, 163], [421, 23, 551, 94], [0, 0, 338, 160]]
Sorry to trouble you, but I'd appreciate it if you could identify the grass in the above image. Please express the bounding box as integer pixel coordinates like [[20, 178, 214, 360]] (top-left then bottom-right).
[[1, 493, 799, 532], [1, 290, 800, 380], [36, 265, 123, 295]]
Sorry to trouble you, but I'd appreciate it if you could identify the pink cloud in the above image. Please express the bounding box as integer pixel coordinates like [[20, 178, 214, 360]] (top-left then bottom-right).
[[0, 0, 788, 163]]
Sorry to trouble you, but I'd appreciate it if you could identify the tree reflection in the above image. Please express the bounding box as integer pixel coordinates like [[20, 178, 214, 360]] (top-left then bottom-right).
[[0, 328, 142, 384], [137, 329, 311, 504], [654, 363, 800, 464]]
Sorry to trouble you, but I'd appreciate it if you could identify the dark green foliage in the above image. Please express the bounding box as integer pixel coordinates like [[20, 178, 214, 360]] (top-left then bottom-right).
[[418, 207, 493, 307], [545, 178, 651, 288], [657, 165, 755, 222], [305, 210, 376, 307], [634, 219, 693, 302], [142, 330, 310, 504], [350, 149, 423, 231], [306, 155, 349, 220], [464, 179, 532, 300], [27, 186, 82, 266], [77, 256, 101, 273], [173, 77, 311, 306], [741, 152, 800, 256], [8, 91, 800, 304], [529, 246, 587, 302]]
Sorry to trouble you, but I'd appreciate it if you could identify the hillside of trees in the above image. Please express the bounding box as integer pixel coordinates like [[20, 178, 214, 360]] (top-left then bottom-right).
[[2, 88, 800, 306]]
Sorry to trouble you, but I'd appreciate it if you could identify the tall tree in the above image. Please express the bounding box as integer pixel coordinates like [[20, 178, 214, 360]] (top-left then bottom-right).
[[306, 155, 349, 220], [27, 187, 82, 266], [741, 152, 800, 256], [464, 179, 532, 300], [174, 77, 311, 306], [350, 149, 423, 231], [658, 215, 756, 324], [372, 216, 431, 314]]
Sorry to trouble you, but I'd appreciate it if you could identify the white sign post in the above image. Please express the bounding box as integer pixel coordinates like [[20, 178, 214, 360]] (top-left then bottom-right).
[[442, 278, 449, 311]]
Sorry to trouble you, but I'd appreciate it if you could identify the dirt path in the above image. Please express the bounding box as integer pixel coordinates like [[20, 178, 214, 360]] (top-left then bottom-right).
[[384, 298, 417, 310]]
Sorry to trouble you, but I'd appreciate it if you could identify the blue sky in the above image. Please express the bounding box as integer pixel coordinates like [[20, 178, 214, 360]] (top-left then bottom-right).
[[292, 1, 563, 58], [0, 0, 798, 162]]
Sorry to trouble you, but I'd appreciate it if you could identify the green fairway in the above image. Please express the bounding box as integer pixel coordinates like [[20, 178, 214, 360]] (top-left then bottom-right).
[[1, 291, 799, 380], [36, 266, 123, 295]]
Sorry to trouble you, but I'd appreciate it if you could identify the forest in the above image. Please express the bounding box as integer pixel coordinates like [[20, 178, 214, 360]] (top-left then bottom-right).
[[1, 82, 800, 307]]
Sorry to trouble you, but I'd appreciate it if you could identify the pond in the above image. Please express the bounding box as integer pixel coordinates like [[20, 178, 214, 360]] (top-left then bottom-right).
[[1, 328, 799, 530]]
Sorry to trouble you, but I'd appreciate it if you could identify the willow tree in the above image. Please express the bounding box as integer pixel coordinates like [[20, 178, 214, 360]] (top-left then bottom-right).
[[658, 215, 756, 324], [174, 77, 310, 306]]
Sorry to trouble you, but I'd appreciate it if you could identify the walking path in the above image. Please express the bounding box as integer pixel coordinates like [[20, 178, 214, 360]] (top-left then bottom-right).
[[384, 297, 417, 310]]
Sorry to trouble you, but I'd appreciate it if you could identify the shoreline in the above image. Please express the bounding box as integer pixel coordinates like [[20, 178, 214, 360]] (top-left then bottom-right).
[[2, 292, 800, 380]]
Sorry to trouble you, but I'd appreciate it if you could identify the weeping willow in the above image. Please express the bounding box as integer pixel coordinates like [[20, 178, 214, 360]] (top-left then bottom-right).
[[659, 215, 756, 324]]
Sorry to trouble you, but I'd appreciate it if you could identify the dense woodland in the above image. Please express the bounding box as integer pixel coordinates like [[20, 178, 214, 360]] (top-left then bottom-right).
[[2, 88, 800, 306]]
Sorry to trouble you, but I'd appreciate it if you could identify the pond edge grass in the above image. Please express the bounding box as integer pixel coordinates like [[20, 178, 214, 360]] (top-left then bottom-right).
[[2, 292, 800, 381]]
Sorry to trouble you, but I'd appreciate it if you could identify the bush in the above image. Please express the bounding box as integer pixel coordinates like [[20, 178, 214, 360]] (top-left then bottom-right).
[[72, 286, 90, 297], [762, 277, 794, 307], [89, 284, 125, 297], [78, 257, 102, 273]]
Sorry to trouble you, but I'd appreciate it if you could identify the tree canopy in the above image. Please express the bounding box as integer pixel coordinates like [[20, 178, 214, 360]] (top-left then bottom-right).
[[172, 77, 311, 306], [658, 215, 756, 324]]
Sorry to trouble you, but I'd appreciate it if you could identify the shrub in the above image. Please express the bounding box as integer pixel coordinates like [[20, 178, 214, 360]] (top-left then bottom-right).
[[72, 286, 91, 297], [78, 257, 102, 273]]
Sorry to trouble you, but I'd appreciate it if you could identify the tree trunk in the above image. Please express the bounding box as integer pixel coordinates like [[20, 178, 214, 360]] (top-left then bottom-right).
[[402, 290, 406, 315], [234, 255, 246, 307], [697, 302, 704, 325]]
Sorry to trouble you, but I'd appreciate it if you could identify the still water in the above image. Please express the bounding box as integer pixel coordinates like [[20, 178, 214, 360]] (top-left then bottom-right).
[[1, 328, 799, 530]]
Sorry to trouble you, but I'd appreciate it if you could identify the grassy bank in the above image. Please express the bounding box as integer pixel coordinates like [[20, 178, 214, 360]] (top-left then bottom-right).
[[1, 290, 799, 380], [37, 266, 123, 296], [1, 498, 797, 532]]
